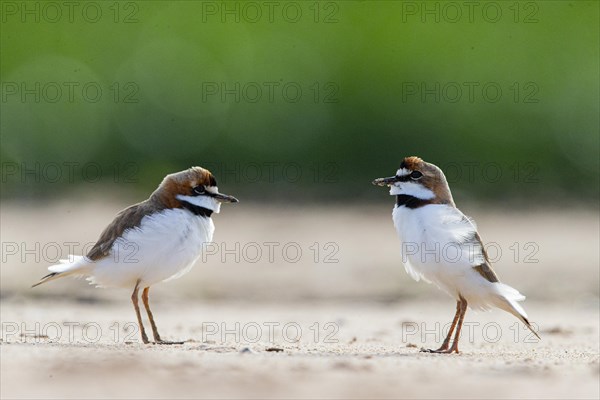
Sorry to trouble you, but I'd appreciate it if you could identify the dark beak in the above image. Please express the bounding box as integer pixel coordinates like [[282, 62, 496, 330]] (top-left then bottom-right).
[[211, 192, 239, 203], [372, 176, 399, 186]]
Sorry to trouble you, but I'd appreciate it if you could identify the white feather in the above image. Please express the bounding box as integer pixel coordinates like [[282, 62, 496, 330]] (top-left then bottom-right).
[[47, 209, 214, 288], [392, 203, 526, 312], [48, 255, 90, 278], [176, 194, 221, 213], [389, 181, 435, 199]]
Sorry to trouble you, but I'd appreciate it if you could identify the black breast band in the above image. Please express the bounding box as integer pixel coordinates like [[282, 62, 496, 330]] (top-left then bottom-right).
[[181, 202, 213, 217], [396, 195, 431, 209]]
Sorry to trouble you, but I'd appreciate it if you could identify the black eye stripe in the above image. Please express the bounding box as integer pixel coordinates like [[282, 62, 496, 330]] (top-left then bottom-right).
[[396, 171, 423, 182], [192, 185, 205, 195]]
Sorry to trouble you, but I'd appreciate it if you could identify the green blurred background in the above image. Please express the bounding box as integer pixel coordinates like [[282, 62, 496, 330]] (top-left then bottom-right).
[[1, 0, 598, 203]]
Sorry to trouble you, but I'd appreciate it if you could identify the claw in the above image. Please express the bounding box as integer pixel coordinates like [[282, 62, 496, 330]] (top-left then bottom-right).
[[154, 340, 185, 345]]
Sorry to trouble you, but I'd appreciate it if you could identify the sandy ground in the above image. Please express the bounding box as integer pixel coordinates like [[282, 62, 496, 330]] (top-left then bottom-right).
[[1, 200, 599, 398], [1, 299, 598, 399]]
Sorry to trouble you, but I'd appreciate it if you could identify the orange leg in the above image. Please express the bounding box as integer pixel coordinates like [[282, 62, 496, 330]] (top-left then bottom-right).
[[141, 286, 184, 345], [422, 296, 467, 354], [446, 297, 468, 354], [421, 300, 461, 353], [142, 287, 162, 342], [131, 280, 149, 344]]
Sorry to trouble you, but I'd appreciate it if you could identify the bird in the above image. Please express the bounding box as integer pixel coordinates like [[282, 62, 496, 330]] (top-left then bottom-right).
[[32, 166, 238, 344], [373, 156, 539, 353]]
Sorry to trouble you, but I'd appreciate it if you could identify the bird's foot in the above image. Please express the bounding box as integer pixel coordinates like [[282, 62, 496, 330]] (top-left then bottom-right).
[[141, 333, 150, 344], [420, 346, 459, 354], [154, 339, 185, 345]]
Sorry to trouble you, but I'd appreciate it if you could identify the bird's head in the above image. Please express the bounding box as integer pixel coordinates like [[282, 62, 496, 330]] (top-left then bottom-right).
[[372, 156, 454, 205], [154, 166, 238, 214]]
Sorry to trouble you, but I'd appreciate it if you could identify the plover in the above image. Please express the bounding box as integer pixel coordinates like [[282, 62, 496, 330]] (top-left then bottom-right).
[[373, 156, 539, 353], [33, 167, 238, 344]]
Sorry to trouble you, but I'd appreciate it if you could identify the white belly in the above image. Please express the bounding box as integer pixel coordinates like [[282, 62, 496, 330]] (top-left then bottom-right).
[[392, 204, 486, 299], [89, 209, 214, 288]]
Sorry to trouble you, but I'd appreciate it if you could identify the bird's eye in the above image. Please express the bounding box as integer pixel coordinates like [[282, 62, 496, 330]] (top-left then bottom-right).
[[410, 171, 423, 180], [193, 185, 205, 195]]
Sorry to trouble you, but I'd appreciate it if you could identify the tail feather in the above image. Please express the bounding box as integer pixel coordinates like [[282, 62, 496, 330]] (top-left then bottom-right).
[[31, 256, 90, 288], [519, 314, 541, 340], [31, 272, 62, 288], [493, 283, 541, 340]]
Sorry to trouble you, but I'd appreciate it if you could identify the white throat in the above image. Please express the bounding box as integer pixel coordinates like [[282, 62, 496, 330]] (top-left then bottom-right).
[[176, 194, 221, 213], [389, 181, 435, 200]]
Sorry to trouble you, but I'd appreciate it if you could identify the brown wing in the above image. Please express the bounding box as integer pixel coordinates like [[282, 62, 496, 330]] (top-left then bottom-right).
[[86, 200, 161, 261], [472, 232, 499, 283]]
